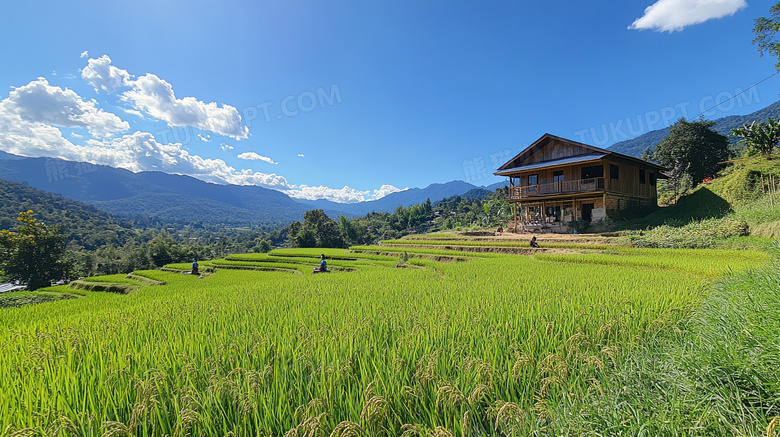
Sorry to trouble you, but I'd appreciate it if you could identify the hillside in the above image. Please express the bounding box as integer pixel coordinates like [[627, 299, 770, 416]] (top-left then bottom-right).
[[0, 155, 309, 227], [0, 179, 131, 250], [0, 153, 508, 226], [609, 100, 780, 157], [293, 180, 491, 217], [606, 153, 780, 243]]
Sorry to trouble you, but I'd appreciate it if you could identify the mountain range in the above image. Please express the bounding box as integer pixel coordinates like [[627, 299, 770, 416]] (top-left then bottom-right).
[[0, 154, 505, 227], [607, 100, 780, 157], [1, 100, 777, 228]]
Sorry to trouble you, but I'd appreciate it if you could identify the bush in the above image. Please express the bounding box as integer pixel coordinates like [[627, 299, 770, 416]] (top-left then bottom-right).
[[566, 219, 590, 234], [630, 217, 749, 248]]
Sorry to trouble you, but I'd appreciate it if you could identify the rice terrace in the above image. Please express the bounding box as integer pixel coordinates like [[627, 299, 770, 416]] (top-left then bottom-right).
[[1, 231, 778, 436], [6, 1, 780, 436]]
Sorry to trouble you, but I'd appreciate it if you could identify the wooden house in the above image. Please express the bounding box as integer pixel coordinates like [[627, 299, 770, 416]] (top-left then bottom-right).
[[494, 133, 666, 232]]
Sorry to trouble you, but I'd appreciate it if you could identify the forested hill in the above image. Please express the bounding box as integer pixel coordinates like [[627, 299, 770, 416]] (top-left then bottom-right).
[[0, 179, 131, 250], [609, 100, 780, 157], [0, 155, 308, 227]]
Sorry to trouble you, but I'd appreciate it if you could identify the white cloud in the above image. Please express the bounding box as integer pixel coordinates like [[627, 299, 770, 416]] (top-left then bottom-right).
[[197, 133, 210, 142], [285, 185, 370, 203], [220, 143, 234, 151], [81, 55, 249, 140], [372, 184, 405, 199], [629, 0, 747, 32], [2, 77, 129, 139], [284, 183, 406, 203], [297, 153, 305, 157], [122, 73, 249, 140], [0, 81, 288, 190], [80, 51, 89, 58], [237, 151, 277, 164], [123, 108, 144, 118], [81, 55, 132, 93]]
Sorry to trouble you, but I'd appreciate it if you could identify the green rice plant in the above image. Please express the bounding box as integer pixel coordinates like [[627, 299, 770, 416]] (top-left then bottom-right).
[[0, 246, 769, 436], [534, 247, 768, 279]]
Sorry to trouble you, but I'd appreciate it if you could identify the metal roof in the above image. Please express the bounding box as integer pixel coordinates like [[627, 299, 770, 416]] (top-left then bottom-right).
[[0, 283, 26, 293], [494, 153, 606, 176]]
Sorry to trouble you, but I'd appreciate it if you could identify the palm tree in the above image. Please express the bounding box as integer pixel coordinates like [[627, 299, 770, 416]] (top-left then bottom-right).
[[731, 117, 780, 156]]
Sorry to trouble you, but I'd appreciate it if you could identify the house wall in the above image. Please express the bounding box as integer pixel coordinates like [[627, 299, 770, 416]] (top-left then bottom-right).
[[510, 160, 658, 202], [603, 159, 657, 200], [513, 163, 601, 187], [522, 138, 590, 165]]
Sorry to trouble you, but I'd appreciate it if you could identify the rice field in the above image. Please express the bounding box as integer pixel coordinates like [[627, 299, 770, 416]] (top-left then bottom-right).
[[0, 236, 770, 436]]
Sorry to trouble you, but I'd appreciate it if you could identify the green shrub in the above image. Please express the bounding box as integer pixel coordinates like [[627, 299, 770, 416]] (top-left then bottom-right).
[[630, 217, 749, 248], [566, 218, 590, 233]]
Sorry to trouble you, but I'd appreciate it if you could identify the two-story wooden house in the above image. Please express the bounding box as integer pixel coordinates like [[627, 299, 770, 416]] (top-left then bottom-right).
[[494, 133, 667, 232]]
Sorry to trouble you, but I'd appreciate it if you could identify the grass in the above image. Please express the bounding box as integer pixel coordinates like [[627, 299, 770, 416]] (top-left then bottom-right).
[[0, 237, 774, 436], [546, 257, 780, 436], [0, 289, 78, 308]]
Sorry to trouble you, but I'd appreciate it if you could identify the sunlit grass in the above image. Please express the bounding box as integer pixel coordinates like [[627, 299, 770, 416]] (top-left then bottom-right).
[[0, 239, 769, 436]]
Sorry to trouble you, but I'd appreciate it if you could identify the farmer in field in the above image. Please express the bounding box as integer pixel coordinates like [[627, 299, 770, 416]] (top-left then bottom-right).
[[312, 254, 329, 274], [191, 260, 199, 275], [530, 236, 540, 248]]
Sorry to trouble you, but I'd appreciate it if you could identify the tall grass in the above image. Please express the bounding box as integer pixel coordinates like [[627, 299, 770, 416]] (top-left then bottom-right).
[[546, 259, 780, 436], [0, 245, 767, 436]]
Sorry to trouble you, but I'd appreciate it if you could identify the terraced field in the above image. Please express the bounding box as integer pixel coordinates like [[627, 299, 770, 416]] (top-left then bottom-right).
[[0, 233, 770, 436]]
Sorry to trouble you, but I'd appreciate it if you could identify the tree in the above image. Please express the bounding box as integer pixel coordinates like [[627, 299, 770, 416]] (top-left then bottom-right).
[[653, 118, 730, 194], [753, 3, 780, 69], [730, 117, 780, 155], [0, 211, 71, 290]]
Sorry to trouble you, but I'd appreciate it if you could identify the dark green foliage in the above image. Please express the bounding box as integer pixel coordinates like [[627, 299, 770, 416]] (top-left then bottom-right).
[[0, 179, 128, 250], [0, 211, 72, 290], [279, 190, 510, 249], [286, 210, 344, 248], [0, 178, 274, 276], [566, 219, 590, 234], [652, 118, 730, 193], [731, 117, 780, 156], [753, 2, 780, 69]]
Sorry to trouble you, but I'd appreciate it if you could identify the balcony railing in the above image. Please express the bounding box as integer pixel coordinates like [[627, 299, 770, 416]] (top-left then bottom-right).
[[509, 177, 605, 200]]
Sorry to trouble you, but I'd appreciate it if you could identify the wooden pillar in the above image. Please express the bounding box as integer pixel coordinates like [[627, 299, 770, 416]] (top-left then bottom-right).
[[572, 199, 577, 221]]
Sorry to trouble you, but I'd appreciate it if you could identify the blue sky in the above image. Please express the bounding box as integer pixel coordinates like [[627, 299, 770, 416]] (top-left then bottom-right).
[[1, 0, 779, 202]]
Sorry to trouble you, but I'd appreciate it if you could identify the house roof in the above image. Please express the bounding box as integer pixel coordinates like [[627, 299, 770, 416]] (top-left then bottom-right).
[[494, 153, 606, 176], [0, 283, 26, 293], [494, 133, 666, 175]]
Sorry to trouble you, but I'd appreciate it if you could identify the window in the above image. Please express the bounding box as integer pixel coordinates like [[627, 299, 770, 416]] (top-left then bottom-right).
[[639, 169, 646, 184], [528, 174, 538, 193], [649, 172, 657, 184], [581, 165, 603, 179], [553, 170, 564, 182], [546, 205, 562, 221], [610, 164, 619, 180]]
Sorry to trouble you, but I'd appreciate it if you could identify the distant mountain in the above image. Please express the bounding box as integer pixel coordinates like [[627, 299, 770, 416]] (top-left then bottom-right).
[[0, 156, 308, 226], [0, 154, 503, 226], [293, 180, 484, 216], [609, 100, 780, 157], [0, 179, 131, 250], [484, 180, 509, 192]]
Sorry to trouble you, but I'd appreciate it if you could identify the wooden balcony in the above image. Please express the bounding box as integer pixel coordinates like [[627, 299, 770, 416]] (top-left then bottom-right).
[[509, 177, 605, 200]]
